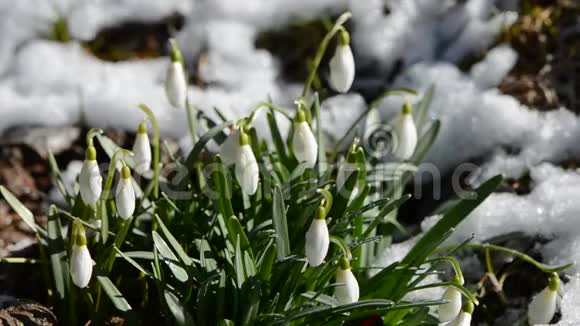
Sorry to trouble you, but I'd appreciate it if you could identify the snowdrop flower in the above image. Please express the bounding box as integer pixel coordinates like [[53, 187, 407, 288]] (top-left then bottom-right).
[[446, 301, 474, 326], [393, 102, 417, 160], [79, 145, 102, 206], [292, 109, 318, 168], [70, 222, 93, 288], [528, 275, 559, 325], [132, 122, 152, 174], [234, 130, 259, 195], [305, 206, 329, 267], [438, 285, 463, 322], [165, 39, 187, 109], [115, 164, 135, 220], [328, 30, 355, 93], [220, 128, 240, 166], [334, 257, 359, 304]]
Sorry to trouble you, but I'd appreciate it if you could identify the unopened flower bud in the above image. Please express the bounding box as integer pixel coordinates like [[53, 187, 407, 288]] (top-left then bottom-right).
[[70, 222, 93, 288], [305, 206, 329, 267], [334, 257, 359, 304], [393, 102, 417, 160], [132, 122, 152, 174], [79, 146, 102, 206], [292, 110, 318, 168], [329, 30, 355, 93], [115, 165, 135, 220]]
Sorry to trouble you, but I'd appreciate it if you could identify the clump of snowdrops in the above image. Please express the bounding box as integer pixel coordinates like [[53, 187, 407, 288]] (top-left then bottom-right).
[[0, 12, 573, 325]]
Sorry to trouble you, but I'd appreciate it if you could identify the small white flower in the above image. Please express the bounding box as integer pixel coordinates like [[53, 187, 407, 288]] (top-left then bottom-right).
[[79, 146, 102, 206], [334, 258, 359, 304], [329, 40, 355, 93], [446, 301, 474, 326], [446, 311, 472, 326], [292, 112, 318, 168], [115, 165, 135, 220], [393, 103, 417, 160], [220, 128, 240, 166], [132, 122, 152, 174], [439, 286, 462, 322], [528, 276, 559, 325], [70, 224, 93, 288], [235, 143, 259, 196], [305, 208, 329, 267], [165, 42, 187, 109]]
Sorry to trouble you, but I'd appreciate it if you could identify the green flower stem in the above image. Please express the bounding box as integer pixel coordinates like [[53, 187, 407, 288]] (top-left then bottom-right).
[[302, 12, 352, 97], [249, 102, 293, 124], [86, 128, 103, 147], [186, 98, 198, 146], [425, 256, 465, 285], [462, 243, 574, 273], [100, 149, 134, 202], [330, 235, 351, 261], [332, 88, 416, 155], [138, 104, 160, 199], [317, 189, 333, 214], [405, 281, 479, 305]]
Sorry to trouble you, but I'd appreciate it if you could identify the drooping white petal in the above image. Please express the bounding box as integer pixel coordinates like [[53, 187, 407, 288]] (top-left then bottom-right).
[[393, 113, 417, 160], [235, 144, 259, 195], [292, 121, 318, 168], [439, 286, 463, 322], [79, 159, 102, 206], [132, 132, 152, 174], [446, 311, 472, 326], [528, 287, 558, 325], [329, 44, 355, 93], [165, 61, 187, 109], [334, 267, 360, 304], [220, 129, 240, 166], [115, 177, 135, 220], [70, 245, 93, 288], [305, 219, 329, 267]]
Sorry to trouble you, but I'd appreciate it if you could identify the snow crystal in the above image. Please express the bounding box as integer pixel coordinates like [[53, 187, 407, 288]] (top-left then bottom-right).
[[558, 275, 580, 326]]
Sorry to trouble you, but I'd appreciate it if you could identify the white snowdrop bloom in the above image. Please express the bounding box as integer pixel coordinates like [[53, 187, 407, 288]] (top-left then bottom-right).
[[393, 103, 417, 160], [334, 257, 359, 304], [439, 286, 462, 322], [446, 301, 474, 326], [132, 122, 152, 174], [165, 41, 187, 109], [447, 311, 472, 326], [220, 128, 240, 166], [528, 276, 559, 325], [70, 224, 93, 288], [329, 31, 355, 93], [115, 165, 135, 220], [292, 111, 318, 168], [305, 207, 329, 267], [79, 146, 102, 206], [234, 132, 259, 195]]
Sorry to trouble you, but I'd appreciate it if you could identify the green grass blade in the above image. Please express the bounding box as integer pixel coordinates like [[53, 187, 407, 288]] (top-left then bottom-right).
[[0, 186, 44, 237], [154, 215, 193, 267], [272, 186, 290, 260], [47, 207, 69, 302], [153, 231, 188, 282], [96, 275, 132, 312]]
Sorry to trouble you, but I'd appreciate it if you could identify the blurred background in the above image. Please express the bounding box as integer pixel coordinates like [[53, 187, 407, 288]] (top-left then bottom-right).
[[0, 0, 579, 324]]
